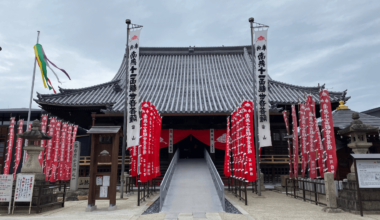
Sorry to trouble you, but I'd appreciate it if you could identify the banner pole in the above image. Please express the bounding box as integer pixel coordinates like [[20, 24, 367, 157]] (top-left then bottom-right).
[[120, 19, 131, 198], [24, 31, 40, 167], [249, 18, 261, 196]]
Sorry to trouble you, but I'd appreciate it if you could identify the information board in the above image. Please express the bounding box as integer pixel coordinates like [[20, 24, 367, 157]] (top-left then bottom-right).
[[0, 175, 13, 202], [357, 159, 380, 188], [13, 174, 35, 214]]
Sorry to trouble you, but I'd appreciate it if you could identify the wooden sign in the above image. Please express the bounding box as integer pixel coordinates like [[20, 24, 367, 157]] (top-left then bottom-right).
[[78, 177, 90, 189]]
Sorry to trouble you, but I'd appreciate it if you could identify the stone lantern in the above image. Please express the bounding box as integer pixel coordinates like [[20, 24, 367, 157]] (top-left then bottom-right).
[[17, 119, 52, 181], [338, 112, 379, 181]]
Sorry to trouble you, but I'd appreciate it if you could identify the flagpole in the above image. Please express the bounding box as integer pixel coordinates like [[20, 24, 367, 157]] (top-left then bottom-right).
[[24, 31, 40, 166], [249, 18, 261, 196], [120, 19, 131, 199]]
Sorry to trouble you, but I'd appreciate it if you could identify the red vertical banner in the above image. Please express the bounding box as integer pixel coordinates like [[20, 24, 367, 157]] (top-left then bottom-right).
[[58, 123, 68, 180], [231, 112, 236, 179], [243, 101, 256, 182], [13, 120, 24, 180], [64, 125, 73, 180], [157, 116, 162, 176], [140, 101, 149, 182], [291, 105, 299, 178], [45, 118, 56, 180], [147, 104, 153, 181], [314, 117, 325, 178], [282, 111, 293, 178], [299, 104, 308, 177], [224, 116, 231, 177], [129, 146, 137, 176], [320, 90, 338, 176], [4, 117, 15, 175], [50, 120, 61, 182], [38, 115, 48, 170], [306, 96, 317, 179], [237, 107, 242, 179]]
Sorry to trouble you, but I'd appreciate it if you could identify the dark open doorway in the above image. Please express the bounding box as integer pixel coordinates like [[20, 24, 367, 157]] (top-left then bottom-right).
[[177, 135, 208, 159]]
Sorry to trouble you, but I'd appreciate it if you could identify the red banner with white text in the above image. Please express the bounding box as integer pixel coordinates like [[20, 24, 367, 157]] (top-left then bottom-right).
[[64, 124, 73, 181], [224, 117, 231, 177], [13, 120, 24, 180], [306, 96, 317, 179], [58, 123, 68, 180], [282, 111, 293, 178], [4, 117, 15, 175], [45, 118, 56, 180], [38, 115, 48, 170], [242, 101, 257, 182], [320, 90, 338, 176], [291, 105, 299, 178], [314, 116, 325, 178], [50, 120, 61, 182], [299, 104, 308, 177]]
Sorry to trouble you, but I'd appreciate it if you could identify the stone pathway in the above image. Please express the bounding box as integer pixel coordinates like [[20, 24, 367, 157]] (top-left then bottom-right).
[[160, 159, 224, 214], [225, 189, 380, 220]]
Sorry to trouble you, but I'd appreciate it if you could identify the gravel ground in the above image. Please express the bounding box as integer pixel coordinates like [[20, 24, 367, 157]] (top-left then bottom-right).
[[142, 198, 160, 215], [142, 197, 241, 215]]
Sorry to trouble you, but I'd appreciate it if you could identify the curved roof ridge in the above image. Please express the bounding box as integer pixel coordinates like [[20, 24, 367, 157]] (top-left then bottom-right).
[[269, 79, 344, 94], [59, 80, 120, 93], [38, 80, 120, 99]]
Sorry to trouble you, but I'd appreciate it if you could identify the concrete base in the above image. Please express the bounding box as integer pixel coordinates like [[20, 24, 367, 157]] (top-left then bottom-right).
[[322, 207, 344, 213], [108, 205, 117, 211], [85, 205, 97, 212]]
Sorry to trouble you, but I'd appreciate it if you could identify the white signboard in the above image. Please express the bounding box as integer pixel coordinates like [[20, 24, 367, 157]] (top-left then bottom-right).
[[96, 176, 103, 186], [254, 29, 272, 147], [127, 29, 142, 149], [357, 160, 380, 188], [99, 186, 108, 198], [0, 175, 13, 202], [14, 174, 35, 202], [103, 175, 110, 187]]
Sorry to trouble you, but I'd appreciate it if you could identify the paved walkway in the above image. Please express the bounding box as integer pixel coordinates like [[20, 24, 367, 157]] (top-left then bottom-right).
[[225, 189, 380, 220], [160, 159, 224, 214]]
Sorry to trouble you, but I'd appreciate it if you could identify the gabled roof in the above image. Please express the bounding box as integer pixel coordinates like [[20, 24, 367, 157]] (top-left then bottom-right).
[[35, 46, 347, 114]]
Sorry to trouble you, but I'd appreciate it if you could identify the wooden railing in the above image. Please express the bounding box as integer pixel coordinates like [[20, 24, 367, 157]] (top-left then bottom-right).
[[79, 156, 130, 166], [260, 155, 301, 164]]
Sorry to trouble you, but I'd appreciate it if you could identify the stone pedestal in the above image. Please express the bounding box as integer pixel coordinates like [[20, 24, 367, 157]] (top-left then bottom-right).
[[260, 172, 265, 191], [337, 180, 380, 213]]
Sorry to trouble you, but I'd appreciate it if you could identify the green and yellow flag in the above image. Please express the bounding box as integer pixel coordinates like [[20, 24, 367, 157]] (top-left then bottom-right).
[[33, 44, 71, 93]]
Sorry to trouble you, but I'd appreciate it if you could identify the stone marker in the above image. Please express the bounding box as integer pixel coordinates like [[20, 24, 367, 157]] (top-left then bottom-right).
[[322, 172, 342, 213], [70, 141, 81, 191]]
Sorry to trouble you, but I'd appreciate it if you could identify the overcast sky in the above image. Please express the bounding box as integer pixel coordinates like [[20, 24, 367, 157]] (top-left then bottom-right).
[[1, 0, 379, 112]]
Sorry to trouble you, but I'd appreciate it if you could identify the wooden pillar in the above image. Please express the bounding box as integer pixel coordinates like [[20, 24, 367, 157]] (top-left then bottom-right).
[[109, 132, 119, 206], [88, 134, 97, 207]]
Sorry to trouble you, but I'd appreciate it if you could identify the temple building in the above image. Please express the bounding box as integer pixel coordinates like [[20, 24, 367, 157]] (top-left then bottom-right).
[[34, 45, 349, 183]]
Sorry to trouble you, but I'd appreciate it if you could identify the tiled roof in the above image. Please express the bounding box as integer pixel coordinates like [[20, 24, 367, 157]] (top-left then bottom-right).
[[326, 109, 380, 129], [35, 46, 347, 114]]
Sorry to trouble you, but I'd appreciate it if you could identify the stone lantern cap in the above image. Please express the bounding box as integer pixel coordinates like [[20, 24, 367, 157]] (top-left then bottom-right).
[[338, 112, 379, 136], [16, 119, 52, 142]]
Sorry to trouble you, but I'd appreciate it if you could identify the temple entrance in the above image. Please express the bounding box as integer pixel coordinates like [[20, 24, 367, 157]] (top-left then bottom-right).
[[177, 135, 207, 159]]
